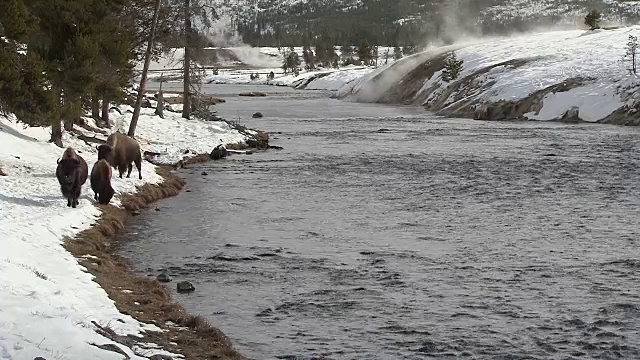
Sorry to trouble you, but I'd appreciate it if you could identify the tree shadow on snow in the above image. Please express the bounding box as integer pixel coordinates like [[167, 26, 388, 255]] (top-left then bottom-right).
[[0, 123, 40, 142], [0, 193, 62, 207]]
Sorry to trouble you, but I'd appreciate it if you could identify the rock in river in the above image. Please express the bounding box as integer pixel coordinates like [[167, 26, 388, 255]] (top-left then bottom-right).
[[252, 112, 264, 118], [177, 281, 195, 293], [157, 272, 172, 283], [209, 144, 228, 160]]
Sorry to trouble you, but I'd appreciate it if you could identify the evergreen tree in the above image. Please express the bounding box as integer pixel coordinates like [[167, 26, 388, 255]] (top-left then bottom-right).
[[340, 44, 354, 65], [357, 40, 372, 66], [625, 34, 638, 74], [372, 46, 379, 67], [314, 42, 326, 67], [393, 46, 403, 60], [584, 9, 602, 30], [442, 52, 464, 82], [282, 47, 301, 74], [383, 48, 390, 65], [326, 44, 338, 67], [302, 44, 315, 70], [1, 0, 134, 145]]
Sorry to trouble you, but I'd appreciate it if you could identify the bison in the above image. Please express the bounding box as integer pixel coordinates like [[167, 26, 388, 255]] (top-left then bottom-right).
[[90, 159, 115, 205], [97, 132, 142, 180], [56, 147, 88, 208]]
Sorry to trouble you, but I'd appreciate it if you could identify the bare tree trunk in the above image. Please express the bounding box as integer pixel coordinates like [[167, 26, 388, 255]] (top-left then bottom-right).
[[155, 80, 164, 118], [182, 0, 191, 120], [51, 119, 63, 147], [91, 95, 100, 123], [102, 97, 110, 127], [50, 88, 64, 147], [129, 0, 162, 137], [63, 117, 74, 131]]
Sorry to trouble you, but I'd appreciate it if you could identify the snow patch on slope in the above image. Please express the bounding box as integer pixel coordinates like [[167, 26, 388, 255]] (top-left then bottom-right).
[[340, 26, 640, 123]]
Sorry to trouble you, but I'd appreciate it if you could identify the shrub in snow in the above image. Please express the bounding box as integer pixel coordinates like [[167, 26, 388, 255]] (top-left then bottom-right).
[[442, 52, 464, 82], [584, 9, 601, 30]]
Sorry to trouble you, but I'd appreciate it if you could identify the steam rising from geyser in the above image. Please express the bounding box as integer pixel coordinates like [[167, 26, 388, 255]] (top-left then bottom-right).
[[205, 16, 282, 68]]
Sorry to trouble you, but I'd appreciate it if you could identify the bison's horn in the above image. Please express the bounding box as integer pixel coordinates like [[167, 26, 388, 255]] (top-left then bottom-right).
[[57, 157, 61, 164], [96, 145, 100, 151]]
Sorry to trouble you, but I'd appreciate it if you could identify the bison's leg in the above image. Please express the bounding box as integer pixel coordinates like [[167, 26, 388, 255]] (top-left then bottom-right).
[[118, 165, 125, 178], [72, 198, 77, 208], [135, 157, 142, 180], [94, 192, 98, 201], [67, 198, 72, 207], [126, 163, 133, 178]]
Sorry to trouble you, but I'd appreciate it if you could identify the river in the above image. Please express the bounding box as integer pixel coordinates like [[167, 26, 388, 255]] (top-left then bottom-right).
[[119, 84, 640, 359]]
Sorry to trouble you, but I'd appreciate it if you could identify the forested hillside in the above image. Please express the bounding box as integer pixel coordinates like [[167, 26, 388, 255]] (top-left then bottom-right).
[[215, 0, 640, 46]]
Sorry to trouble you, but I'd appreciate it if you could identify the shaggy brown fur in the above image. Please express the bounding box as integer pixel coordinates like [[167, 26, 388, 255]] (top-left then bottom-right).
[[56, 147, 88, 208], [98, 133, 142, 180], [91, 159, 115, 205]]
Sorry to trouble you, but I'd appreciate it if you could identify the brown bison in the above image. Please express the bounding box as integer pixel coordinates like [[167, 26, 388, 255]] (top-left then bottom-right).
[[97, 132, 142, 180], [56, 147, 89, 208], [90, 159, 115, 205]]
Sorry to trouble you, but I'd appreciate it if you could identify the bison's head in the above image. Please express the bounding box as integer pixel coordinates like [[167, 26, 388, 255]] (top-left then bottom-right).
[[97, 144, 114, 163], [57, 158, 81, 186]]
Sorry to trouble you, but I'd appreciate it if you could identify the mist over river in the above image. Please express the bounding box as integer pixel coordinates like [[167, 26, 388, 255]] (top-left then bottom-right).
[[120, 85, 640, 359]]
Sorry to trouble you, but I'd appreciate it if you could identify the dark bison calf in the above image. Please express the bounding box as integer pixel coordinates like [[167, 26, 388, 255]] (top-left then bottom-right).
[[97, 132, 142, 180], [56, 147, 88, 208], [91, 159, 115, 205]]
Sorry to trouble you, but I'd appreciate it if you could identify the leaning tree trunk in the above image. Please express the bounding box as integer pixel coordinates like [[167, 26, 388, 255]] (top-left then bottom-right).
[[101, 97, 110, 127], [129, 0, 162, 137], [181, 0, 191, 120]]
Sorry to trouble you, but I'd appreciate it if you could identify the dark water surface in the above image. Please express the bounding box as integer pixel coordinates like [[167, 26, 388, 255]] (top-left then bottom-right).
[[120, 86, 640, 359]]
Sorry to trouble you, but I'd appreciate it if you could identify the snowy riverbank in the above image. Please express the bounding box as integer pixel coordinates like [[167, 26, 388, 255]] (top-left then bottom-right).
[[140, 46, 381, 92], [338, 26, 640, 124], [202, 65, 376, 91], [0, 108, 253, 359]]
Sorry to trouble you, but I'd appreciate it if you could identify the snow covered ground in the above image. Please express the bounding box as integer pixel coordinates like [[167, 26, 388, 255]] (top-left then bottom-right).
[[340, 26, 640, 123], [0, 108, 251, 359]]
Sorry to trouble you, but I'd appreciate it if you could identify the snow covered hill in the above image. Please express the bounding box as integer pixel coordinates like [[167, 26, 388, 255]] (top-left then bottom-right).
[[338, 26, 640, 124]]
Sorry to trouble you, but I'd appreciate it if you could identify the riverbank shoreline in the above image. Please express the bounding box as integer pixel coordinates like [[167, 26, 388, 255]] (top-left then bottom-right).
[[66, 164, 246, 360]]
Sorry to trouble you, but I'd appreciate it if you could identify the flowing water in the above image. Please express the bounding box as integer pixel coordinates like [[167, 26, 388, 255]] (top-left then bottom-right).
[[120, 85, 640, 359]]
